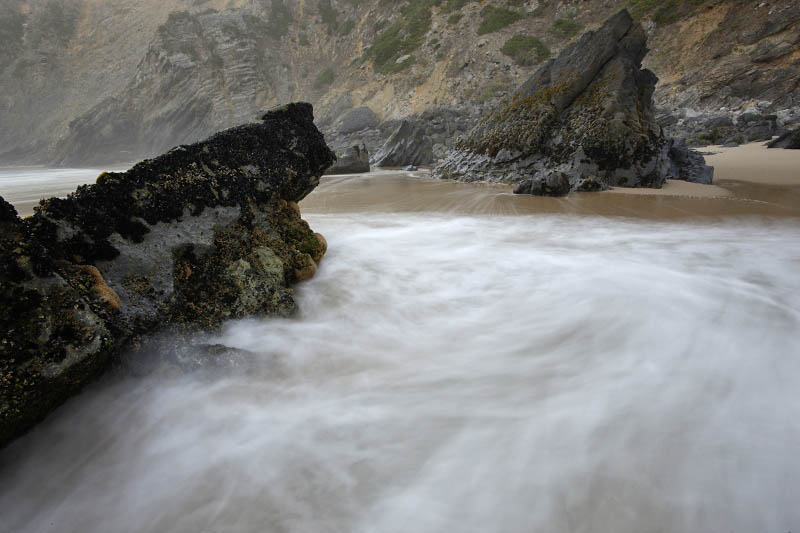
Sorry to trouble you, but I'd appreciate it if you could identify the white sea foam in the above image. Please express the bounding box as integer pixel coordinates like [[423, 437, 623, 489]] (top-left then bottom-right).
[[1, 213, 799, 533]]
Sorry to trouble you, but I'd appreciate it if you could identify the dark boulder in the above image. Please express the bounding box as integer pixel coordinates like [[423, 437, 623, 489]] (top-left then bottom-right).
[[372, 120, 434, 167], [667, 138, 714, 184], [1, 102, 334, 448], [767, 128, 800, 149], [337, 107, 380, 134], [324, 143, 371, 174], [433, 10, 713, 195]]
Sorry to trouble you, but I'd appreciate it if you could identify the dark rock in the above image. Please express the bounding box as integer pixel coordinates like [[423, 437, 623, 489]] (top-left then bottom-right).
[[705, 116, 735, 129], [666, 138, 714, 185], [1, 197, 114, 449], [1, 102, 334, 448], [750, 41, 795, 63], [372, 120, 434, 167], [743, 123, 775, 142], [404, 165, 418, 171], [767, 128, 800, 149], [433, 10, 713, 195], [514, 172, 572, 196], [324, 143, 370, 174], [337, 107, 380, 134]]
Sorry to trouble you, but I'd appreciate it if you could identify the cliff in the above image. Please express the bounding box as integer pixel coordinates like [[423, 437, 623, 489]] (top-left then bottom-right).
[[1, 0, 798, 165]]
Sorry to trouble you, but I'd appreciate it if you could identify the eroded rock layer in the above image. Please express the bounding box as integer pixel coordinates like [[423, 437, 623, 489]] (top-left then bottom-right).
[[0, 102, 334, 447], [433, 10, 713, 195]]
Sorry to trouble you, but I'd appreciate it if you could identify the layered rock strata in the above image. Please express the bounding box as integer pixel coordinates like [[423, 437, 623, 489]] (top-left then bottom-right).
[[433, 10, 713, 195], [0, 102, 334, 447]]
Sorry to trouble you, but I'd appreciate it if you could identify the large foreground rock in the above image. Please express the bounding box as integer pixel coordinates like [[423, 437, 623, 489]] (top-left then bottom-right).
[[324, 144, 370, 174], [0, 102, 334, 447], [434, 10, 713, 195], [372, 120, 434, 167]]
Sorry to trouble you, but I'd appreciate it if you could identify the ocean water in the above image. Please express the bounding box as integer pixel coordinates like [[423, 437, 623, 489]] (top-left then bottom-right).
[[0, 167, 108, 216], [1, 205, 799, 532]]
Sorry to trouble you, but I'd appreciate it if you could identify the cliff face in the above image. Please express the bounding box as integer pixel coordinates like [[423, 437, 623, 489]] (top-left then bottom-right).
[[1, 0, 798, 165], [0, 102, 334, 447]]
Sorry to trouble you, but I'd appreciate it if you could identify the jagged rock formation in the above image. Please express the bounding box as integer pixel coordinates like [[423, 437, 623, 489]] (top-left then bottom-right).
[[0, 102, 334, 448], [433, 10, 713, 195], [768, 128, 800, 149], [372, 120, 434, 167], [324, 144, 370, 174]]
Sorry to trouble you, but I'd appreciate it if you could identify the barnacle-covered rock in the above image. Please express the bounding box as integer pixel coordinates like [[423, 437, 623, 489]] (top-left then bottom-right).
[[1, 102, 335, 447]]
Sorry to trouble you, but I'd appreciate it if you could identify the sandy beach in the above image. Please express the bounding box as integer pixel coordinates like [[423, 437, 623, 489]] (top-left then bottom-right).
[[2, 143, 799, 219]]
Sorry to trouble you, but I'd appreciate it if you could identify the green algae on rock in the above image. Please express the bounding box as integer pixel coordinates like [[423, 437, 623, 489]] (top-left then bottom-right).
[[433, 10, 713, 196], [1, 102, 335, 448]]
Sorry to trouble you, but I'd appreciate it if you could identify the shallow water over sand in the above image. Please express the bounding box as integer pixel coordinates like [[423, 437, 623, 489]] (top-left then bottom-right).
[[1, 171, 800, 532]]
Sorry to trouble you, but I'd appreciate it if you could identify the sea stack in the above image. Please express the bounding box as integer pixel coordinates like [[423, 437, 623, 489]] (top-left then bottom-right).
[[0, 102, 335, 447], [433, 9, 713, 195]]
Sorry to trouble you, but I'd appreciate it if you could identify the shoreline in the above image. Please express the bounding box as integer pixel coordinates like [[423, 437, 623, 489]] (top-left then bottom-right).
[[3, 142, 799, 219]]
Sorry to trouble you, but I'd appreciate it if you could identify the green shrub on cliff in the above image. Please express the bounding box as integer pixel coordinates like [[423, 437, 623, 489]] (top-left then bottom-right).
[[440, 0, 469, 14], [501, 35, 550, 66], [550, 17, 582, 39], [313, 67, 335, 89], [365, 0, 438, 74], [447, 13, 463, 25], [477, 6, 523, 35], [265, 0, 293, 38], [627, 0, 707, 26], [339, 19, 356, 35], [318, 0, 339, 33]]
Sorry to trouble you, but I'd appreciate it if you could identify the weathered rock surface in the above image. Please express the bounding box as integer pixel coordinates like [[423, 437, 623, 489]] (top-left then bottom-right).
[[372, 120, 434, 167], [324, 144, 370, 174], [433, 10, 713, 195], [0, 102, 334, 448], [662, 109, 788, 147], [767, 128, 800, 149]]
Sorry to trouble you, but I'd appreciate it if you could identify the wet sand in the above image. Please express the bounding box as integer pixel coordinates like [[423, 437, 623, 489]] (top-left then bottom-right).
[[704, 141, 800, 186], [3, 142, 799, 219], [303, 168, 800, 219]]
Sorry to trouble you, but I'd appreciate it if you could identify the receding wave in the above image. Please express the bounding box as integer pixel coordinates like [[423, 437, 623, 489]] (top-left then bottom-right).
[[1, 213, 799, 533]]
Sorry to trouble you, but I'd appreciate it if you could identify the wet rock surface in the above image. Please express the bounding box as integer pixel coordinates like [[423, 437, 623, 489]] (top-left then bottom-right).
[[324, 144, 370, 174], [433, 10, 713, 196], [0, 102, 334, 447]]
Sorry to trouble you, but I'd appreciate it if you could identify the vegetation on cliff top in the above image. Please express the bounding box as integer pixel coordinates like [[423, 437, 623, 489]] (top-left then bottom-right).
[[478, 6, 523, 35], [364, 0, 439, 73], [627, 0, 708, 26], [501, 35, 550, 66]]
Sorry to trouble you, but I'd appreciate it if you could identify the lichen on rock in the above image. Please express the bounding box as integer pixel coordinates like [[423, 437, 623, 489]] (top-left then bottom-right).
[[1, 102, 335, 447]]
